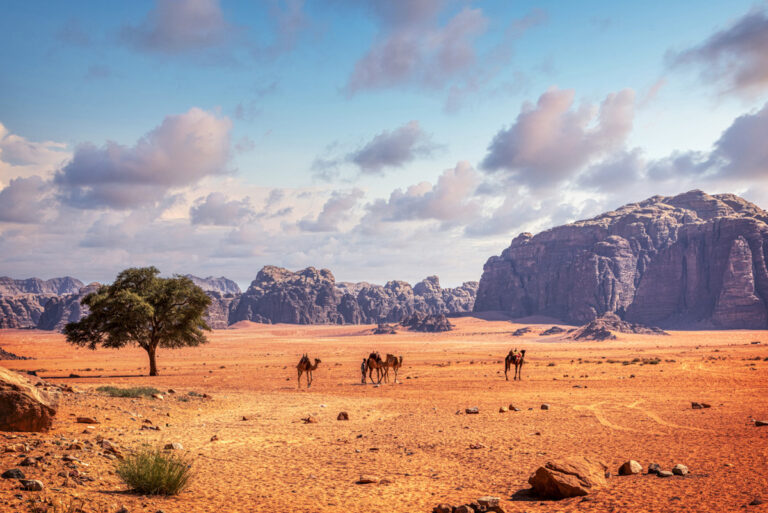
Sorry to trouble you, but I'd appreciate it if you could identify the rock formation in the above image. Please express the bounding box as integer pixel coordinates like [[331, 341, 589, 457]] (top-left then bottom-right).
[[570, 312, 668, 341], [0, 367, 59, 432], [475, 190, 768, 329], [401, 313, 453, 332], [528, 457, 608, 499], [0, 277, 83, 296], [184, 275, 241, 295], [37, 283, 100, 331]]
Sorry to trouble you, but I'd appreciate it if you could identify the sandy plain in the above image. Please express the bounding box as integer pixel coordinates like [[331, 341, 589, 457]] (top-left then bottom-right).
[[0, 317, 767, 513]]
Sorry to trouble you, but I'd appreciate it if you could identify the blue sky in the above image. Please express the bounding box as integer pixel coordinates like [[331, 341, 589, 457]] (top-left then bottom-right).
[[1, 0, 767, 288]]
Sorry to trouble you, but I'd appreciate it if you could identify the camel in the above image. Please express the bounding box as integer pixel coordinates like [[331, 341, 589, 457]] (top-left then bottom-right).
[[382, 353, 403, 383], [505, 349, 526, 381], [296, 354, 321, 388], [365, 352, 385, 384]]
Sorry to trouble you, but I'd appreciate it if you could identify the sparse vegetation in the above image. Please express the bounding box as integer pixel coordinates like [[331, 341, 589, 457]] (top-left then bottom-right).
[[116, 446, 193, 495], [96, 385, 160, 398]]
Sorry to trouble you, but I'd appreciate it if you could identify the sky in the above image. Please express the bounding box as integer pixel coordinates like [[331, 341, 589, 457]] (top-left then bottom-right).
[[1, 0, 768, 289]]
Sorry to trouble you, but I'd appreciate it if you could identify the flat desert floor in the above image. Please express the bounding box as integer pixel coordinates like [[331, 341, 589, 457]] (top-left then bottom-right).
[[1, 317, 767, 513]]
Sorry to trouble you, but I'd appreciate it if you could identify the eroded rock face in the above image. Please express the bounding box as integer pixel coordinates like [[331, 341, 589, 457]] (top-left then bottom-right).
[[0, 277, 83, 296], [475, 190, 768, 329], [231, 267, 477, 325], [37, 283, 100, 331], [184, 275, 241, 295], [0, 367, 59, 432]]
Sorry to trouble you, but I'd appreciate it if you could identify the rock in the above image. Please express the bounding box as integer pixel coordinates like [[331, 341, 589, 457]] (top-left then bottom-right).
[[469, 443, 486, 450], [618, 460, 642, 475], [302, 416, 318, 424], [477, 496, 501, 508], [512, 327, 531, 336], [657, 470, 674, 478], [356, 475, 379, 484], [210, 435, 219, 442], [0, 367, 59, 432], [541, 326, 566, 336], [337, 412, 349, 421], [76, 417, 98, 424], [18, 457, 36, 467], [465, 407, 479, 414], [570, 312, 668, 341], [19, 479, 43, 491], [0, 347, 32, 360], [163, 443, 183, 451], [541, 404, 550, 410], [474, 190, 768, 330], [401, 312, 453, 332], [499, 406, 508, 413], [433, 504, 452, 513], [454, 506, 473, 513], [151, 394, 164, 400], [116, 507, 130, 513], [528, 456, 608, 499], [1, 469, 24, 479], [755, 420, 768, 426], [749, 498, 764, 506], [672, 464, 689, 476], [647, 463, 662, 475], [378, 478, 393, 485], [509, 405, 521, 412]]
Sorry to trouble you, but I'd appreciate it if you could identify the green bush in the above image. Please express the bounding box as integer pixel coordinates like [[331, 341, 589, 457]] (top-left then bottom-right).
[[96, 386, 160, 398], [116, 447, 193, 495]]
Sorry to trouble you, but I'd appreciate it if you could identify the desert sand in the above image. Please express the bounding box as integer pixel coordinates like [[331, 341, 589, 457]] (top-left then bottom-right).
[[1, 317, 767, 512]]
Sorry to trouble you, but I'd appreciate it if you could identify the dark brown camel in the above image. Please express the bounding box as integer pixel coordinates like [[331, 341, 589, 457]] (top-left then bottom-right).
[[365, 352, 385, 384], [382, 354, 403, 383], [296, 354, 321, 388], [504, 349, 526, 381]]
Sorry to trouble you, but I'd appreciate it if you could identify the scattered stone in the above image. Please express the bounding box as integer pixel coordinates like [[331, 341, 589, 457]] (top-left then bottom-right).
[[528, 456, 608, 499], [433, 504, 452, 513], [647, 463, 662, 475], [540, 404, 550, 410], [755, 420, 768, 427], [1, 469, 24, 479], [657, 470, 674, 478], [19, 457, 36, 467], [0, 367, 59, 432], [499, 406, 508, 413], [512, 327, 531, 337], [302, 415, 318, 424], [672, 464, 689, 476], [337, 412, 349, 421], [465, 407, 479, 414], [356, 475, 379, 484], [542, 326, 566, 336], [19, 479, 43, 491], [163, 443, 183, 451], [469, 443, 486, 450], [691, 402, 711, 409], [509, 405, 521, 412], [379, 478, 393, 485], [618, 460, 642, 475], [749, 498, 764, 506], [76, 417, 98, 424], [116, 507, 130, 513], [151, 394, 164, 401], [210, 435, 219, 442]]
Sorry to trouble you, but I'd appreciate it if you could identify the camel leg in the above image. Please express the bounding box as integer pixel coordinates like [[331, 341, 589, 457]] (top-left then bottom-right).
[[307, 370, 312, 388], [368, 366, 375, 384], [393, 367, 398, 384], [504, 361, 509, 381], [297, 369, 302, 388]]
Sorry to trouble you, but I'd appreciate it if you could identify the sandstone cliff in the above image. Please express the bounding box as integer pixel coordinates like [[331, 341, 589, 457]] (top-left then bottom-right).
[[474, 190, 768, 329]]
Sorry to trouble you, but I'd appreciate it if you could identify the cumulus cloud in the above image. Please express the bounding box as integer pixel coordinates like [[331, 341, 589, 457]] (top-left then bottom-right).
[[54, 107, 232, 209], [299, 189, 364, 232], [345, 2, 488, 94], [190, 192, 255, 226], [349, 121, 436, 174], [480, 88, 635, 188], [0, 176, 52, 224], [669, 6, 768, 97], [120, 0, 232, 55], [710, 101, 768, 178], [0, 123, 69, 168], [362, 161, 481, 229]]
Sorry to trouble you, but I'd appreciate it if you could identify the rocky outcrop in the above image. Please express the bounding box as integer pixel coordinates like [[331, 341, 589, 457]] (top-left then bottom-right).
[[401, 313, 453, 332], [0, 277, 83, 296], [231, 266, 477, 325], [0, 296, 48, 329], [475, 190, 768, 329], [203, 291, 240, 329], [37, 283, 100, 331], [184, 275, 241, 295], [571, 313, 668, 341], [0, 367, 59, 432]]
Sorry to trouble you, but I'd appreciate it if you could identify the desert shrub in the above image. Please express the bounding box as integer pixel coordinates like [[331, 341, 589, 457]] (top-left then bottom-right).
[[97, 386, 160, 398], [642, 357, 661, 365], [116, 447, 193, 495]]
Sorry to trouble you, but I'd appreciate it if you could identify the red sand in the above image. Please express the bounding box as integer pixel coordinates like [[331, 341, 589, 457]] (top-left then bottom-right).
[[1, 317, 767, 512]]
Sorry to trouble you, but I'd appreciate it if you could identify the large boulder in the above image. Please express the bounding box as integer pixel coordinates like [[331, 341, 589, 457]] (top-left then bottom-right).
[[0, 367, 59, 432], [475, 190, 768, 329], [528, 457, 608, 499]]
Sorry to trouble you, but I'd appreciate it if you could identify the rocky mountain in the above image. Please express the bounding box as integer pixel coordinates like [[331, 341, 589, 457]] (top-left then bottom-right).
[[184, 275, 241, 295], [230, 266, 478, 325], [0, 277, 83, 296], [474, 190, 768, 329], [37, 283, 100, 331]]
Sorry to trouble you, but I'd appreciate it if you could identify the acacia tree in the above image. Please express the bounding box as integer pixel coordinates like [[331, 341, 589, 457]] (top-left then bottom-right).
[[64, 267, 212, 376]]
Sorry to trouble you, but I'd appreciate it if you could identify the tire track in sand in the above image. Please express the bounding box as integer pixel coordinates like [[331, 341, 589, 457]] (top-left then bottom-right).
[[624, 399, 711, 431], [572, 401, 641, 432]]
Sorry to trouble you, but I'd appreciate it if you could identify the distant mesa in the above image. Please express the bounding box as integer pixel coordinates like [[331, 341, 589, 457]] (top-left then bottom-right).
[[474, 190, 768, 329]]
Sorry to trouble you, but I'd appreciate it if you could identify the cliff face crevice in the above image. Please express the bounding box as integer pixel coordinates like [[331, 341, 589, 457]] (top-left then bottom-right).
[[475, 190, 768, 329]]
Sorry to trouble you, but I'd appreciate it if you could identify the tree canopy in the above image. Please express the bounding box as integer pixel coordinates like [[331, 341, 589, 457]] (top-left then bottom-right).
[[64, 267, 211, 376]]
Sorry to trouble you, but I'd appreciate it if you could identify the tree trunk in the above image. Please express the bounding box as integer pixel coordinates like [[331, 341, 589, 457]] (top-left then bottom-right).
[[147, 345, 158, 376]]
